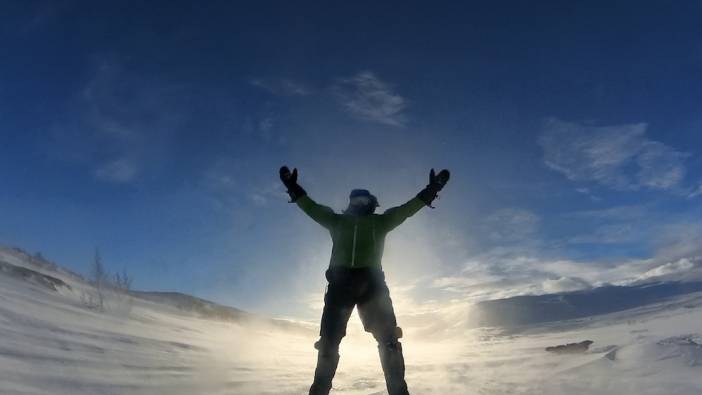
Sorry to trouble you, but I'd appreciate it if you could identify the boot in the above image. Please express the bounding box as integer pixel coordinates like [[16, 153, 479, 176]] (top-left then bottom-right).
[[378, 341, 410, 395], [309, 349, 340, 395]]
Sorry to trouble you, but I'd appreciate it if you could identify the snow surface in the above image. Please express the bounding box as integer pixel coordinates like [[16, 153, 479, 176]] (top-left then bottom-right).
[[1, 246, 702, 394]]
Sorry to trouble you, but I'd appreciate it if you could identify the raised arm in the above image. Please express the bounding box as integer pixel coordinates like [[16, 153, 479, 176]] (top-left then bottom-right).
[[377, 168, 451, 232], [280, 166, 338, 229], [378, 197, 426, 231], [296, 195, 338, 229]]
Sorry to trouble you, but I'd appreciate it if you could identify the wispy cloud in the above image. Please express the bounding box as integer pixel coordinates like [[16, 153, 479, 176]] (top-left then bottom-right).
[[250, 78, 312, 96], [538, 118, 689, 192], [633, 256, 702, 283], [562, 205, 652, 244], [240, 114, 287, 145], [333, 71, 407, 127], [94, 157, 138, 183], [564, 204, 648, 221], [481, 208, 540, 243], [201, 158, 285, 215], [49, 58, 189, 184], [248, 181, 285, 206], [430, 250, 622, 301], [431, 254, 561, 301], [688, 183, 702, 198], [19, 2, 61, 34], [568, 223, 640, 244], [636, 140, 688, 189], [429, 220, 702, 302], [542, 276, 592, 293], [425, 212, 702, 302]]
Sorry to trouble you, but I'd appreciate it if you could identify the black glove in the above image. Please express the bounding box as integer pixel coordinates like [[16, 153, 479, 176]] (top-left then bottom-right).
[[279, 165, 307, 202], [417, 168, 450, 207], [430, 168, 450, 190]]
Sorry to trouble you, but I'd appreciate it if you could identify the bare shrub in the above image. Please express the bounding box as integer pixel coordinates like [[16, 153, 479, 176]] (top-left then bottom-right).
[[83, 248, 133, 315]]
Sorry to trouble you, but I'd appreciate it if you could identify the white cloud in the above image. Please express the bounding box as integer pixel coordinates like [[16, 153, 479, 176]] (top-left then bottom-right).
[[539, 118, 688, 192], [48, 58, 190, 184], [429, 229, 702, 301], [636, 141, 687, 189], [542, 276, 592, 293], [482, 208, 540, 242], [200, 158, 285, 213], [333, 71, 407, 127], [633, 257, 702, 283], [94, 157, 138, 183], [238, 113, 288, 146], [431, 252, 564, 301], [562, 205, 650, 245], [248, 181, 284, 206], [688, 183, 702, 198], [431, 253, 612, 301], [258, 117, 274, 133], [652, 223, 702, 262]]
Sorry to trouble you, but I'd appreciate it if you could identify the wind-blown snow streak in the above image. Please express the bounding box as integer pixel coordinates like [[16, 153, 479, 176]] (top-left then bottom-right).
[[1, 246, 701, 394]]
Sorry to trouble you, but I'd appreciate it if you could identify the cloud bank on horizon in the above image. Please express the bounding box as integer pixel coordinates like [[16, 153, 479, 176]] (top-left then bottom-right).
[[1, 1, 701, 320]]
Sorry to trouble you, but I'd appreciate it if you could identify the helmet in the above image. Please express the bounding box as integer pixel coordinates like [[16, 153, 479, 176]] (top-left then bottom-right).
[[345, 189, 379, 215]]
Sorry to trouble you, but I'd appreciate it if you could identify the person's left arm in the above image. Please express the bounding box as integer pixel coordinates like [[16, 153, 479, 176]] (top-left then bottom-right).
[[377, 168, 450, 232], [377, 197, 426, 232]]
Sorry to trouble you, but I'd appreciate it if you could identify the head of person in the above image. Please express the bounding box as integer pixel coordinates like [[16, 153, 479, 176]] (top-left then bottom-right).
[[344, 189, 379, 216]]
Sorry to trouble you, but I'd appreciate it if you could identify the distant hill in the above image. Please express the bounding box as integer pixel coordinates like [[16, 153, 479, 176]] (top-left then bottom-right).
[[470, 281, 702, 328], [0, 244, 310, 333], [130, 290, 309, 333]]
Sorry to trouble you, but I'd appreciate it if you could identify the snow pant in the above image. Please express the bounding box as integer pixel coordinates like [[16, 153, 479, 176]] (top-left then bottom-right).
[[309, 267, 409, 395]]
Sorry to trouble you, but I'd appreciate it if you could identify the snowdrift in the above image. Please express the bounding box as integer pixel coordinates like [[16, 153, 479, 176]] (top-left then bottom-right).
[[1, 244, 702, 394]]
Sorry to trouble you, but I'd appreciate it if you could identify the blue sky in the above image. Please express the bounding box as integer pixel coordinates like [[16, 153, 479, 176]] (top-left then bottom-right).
[[1, 1, 702, 319]]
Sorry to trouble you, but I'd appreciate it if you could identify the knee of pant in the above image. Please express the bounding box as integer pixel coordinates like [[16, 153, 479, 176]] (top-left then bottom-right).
[[376, 337, 402, 353], [378, 339, 402, 353], [373, 326, 403, 345], [314, 337, 341, 356]]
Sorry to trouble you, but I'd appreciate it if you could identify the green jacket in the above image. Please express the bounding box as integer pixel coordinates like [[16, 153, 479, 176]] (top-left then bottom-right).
[[296, 195, 426, 268]]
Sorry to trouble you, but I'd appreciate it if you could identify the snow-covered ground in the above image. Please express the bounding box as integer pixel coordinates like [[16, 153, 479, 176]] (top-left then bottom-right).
[[1, 246, 701, 395]]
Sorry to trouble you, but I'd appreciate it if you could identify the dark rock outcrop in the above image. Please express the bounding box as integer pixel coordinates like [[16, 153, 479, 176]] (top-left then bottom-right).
[[545, 340, 593, 354], [0, 260, 71, 292]]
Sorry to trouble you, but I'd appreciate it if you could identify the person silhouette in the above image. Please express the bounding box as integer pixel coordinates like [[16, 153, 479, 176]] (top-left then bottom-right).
[[279, 166, 450, 395]]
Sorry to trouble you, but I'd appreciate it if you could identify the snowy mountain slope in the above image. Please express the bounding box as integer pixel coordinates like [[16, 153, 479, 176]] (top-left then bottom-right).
[[1, 245, 701, 394], [0, 245, 309, 332], [0, 246, 316, 395], [130, 291, 309, 334]]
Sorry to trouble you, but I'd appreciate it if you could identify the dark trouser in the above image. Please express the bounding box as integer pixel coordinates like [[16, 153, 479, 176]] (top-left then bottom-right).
[[309, 267, 409, 395]]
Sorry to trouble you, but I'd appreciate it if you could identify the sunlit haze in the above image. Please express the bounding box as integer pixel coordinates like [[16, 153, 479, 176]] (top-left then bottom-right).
[[3, 2, 701, 324], [2, 2, 702, 394]]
